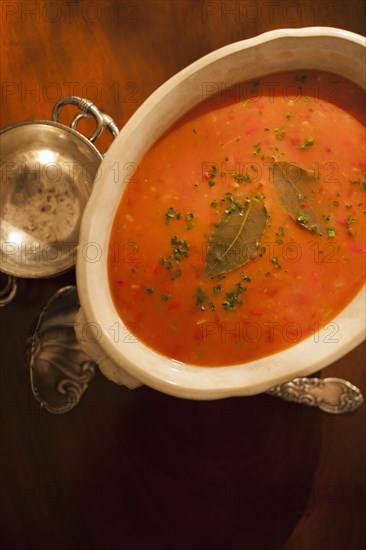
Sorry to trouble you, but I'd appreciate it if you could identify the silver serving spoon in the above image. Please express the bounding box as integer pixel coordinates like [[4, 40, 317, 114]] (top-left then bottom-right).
[[26, 285, 364, 414], [267, 377, 364, 414]]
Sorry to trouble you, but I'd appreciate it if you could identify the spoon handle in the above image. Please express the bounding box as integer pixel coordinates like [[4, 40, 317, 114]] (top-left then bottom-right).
[[267, 377, 364, 414]]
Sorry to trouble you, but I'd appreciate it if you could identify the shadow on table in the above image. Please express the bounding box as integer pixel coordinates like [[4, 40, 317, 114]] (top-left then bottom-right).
[[79, 385, 321, 550], [0, 367, 321, 550]]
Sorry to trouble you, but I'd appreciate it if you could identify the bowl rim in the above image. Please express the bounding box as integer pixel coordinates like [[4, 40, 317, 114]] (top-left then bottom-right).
[[77, 26, 366, 398]]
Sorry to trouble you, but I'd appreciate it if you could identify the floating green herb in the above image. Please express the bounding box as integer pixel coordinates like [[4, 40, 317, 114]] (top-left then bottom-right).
[[161, 236, 189, 271], [347, 215, 357, 226], [271, 257, 281, 269], [346, 215, 357, 235], [232, 172, 252, 183], [165, 207, 181, 222], [222, 282, 246, 310], [194, 287, 215, 311], [186, 213, 196, 229], [299, 138, 314, 150], [252, 143, 261, 156], [241, 272, 251, 282]]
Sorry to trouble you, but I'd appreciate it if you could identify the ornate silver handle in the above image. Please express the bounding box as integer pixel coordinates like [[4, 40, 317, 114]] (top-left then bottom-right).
[[26, 286, 96, 414], [267, 377, 364, 414], [52, 95, 116, 143], [70, 111, 119, 156], [0, 275, 17, 307]]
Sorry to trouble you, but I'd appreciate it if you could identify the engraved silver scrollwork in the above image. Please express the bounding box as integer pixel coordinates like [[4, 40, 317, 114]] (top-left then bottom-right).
[[26, 286, 96, 414], [267, 377, 364, 414], [52, 96, 112, 143], [70, 111, 119, 156], [0, 274, 18, 307]]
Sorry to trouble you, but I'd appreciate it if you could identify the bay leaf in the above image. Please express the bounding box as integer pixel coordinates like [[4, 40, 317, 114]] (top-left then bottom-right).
[[204, 199, 268, 278], [272, 162, 327, 235]]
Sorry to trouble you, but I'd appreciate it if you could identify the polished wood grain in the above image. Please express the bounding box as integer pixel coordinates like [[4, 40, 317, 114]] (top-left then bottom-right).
[[1, 2, 365, 549]]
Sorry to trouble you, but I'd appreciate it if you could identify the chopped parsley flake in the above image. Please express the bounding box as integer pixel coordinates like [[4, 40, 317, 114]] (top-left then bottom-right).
[[165, 207, 181, 221], [252, 143, 261, 156], [195, 289, 206, 305], [222, 282, 246, 310], [161, 236, 189, 271], [232, 172, 252, 183], [286, 112, 292, 120], [271, 257, 281, 269], [297, 212, 310, 225], [327, 227, 336, 238], [194, 287, 215, 311], [241, 272, 251, 282], [299, 138, 314, 150]]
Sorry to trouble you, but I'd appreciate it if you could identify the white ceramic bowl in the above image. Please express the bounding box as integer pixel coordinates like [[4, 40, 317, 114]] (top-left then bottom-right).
[[76, 27, 365, 399]]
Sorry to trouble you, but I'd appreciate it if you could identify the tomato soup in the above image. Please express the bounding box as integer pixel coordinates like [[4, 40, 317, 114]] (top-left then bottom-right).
[[108, 71, 365, 366]]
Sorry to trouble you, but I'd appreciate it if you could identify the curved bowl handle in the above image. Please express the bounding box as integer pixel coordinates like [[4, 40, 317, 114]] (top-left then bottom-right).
[[70, 111, 119, 157], [52, 96, 119, 144], [74, 308, 142, 389], [0, 275, 18, 307]]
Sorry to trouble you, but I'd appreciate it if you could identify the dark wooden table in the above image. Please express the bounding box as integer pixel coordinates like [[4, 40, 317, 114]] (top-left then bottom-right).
[[1, 2, 365, 549]]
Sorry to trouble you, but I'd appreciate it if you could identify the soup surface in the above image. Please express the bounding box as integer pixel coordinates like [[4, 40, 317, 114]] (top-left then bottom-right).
[[108, 71, 365, 366]]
